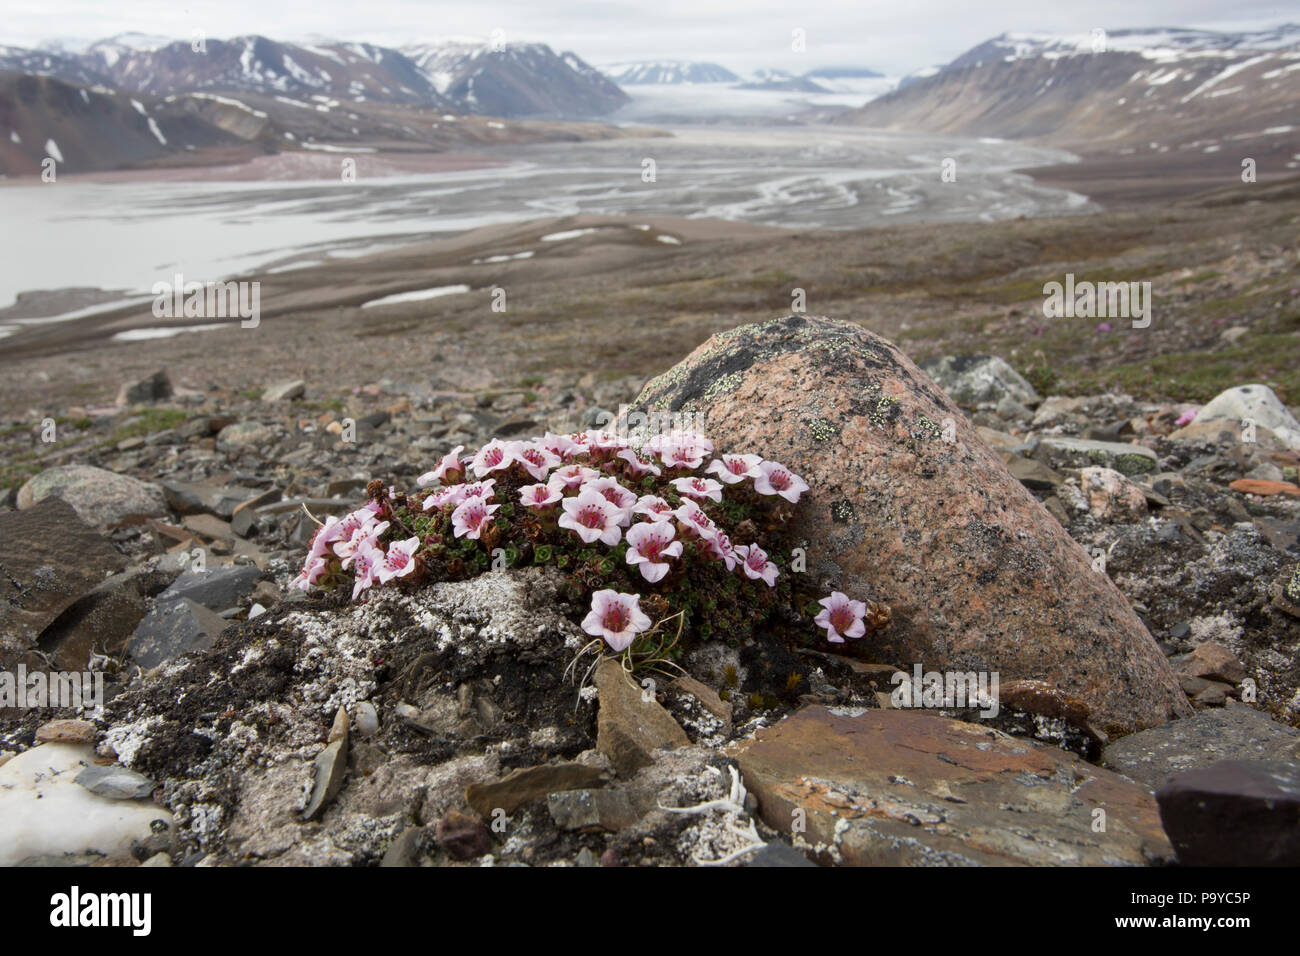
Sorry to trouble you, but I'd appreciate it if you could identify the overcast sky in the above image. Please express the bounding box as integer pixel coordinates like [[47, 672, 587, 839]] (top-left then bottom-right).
[[5, 0, 1299, 75]]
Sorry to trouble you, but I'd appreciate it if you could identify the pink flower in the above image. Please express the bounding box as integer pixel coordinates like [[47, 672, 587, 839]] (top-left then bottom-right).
[[633, 494, 675, 520], [377, 536, 420, 584], [334, 519, 389, 569], [814, 592, 868, 643], [559, 490, 624, 546], [734, 543, 778, 587], [581, 589, 652, 652], [657, 434, 710, 470], [423, 478, 495, 512], [617, 448, 662, 479], [350, 543, 386, 600], [540, 432, 580, 458], [423, 484, 466, 511], [585, 429, 628, 453], [519, 483, 562, 510], [674, 499, 717, 541], [451, 495, 499, 539], [460, 479, 496, 501], [671, 476, 724, 503], [583, 476, 637, 525], [291, 555, 330, 591], [470, 439, 515, 478], [548, 464, 599, 492], [418, 445, 465, 487], [510, 441, 561, 481], [753, 461, 810, 503], [1175, 407, 1199, 427], [703, 530, 737, 571], [625, 522, 683, 583], [706, 453, 762, 484]]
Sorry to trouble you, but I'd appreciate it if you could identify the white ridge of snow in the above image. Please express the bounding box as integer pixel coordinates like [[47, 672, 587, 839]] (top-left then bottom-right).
[[44, 138, 63, 162], [361, 285, 470, 308]]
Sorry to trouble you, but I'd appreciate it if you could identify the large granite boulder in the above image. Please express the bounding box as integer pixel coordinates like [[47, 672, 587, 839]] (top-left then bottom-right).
[[632, 315, 1189, 735], [17, 465, 168, 527]]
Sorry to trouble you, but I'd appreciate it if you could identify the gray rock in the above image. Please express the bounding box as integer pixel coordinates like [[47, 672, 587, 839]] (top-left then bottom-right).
[[216, 421, 277, 452], [744, 840, 817, 867], [126, 597, 229, 669], [262, 380, 306, 402], [36, 566, 166, 671], [161, 482, 249, 519], [547, 787, 655, 831], [1005, 454, 1062, 491], [353, 701, 379, 737], [0, 499, 127, 665], [16, 465, 168, 527], [1038, 436, 1158, 476], [159, 566, 264, 612], [918, 355, 1039, 407], [380, 826, 424, 867], [1174, 384, 1300, 450], [116, 370, 172, 405], [74, 764, 156, 800], [1103, 706, 1300, 790]]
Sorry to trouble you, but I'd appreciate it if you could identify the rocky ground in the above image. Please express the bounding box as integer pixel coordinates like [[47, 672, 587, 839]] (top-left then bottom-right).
[[2, 312, 1299, 866]]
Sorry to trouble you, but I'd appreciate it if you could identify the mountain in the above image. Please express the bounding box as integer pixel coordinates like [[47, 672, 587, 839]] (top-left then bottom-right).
[[12, 34, 627, 119], [0, 71, 253, 175], [838, 25, 1300, 162], [804, 66, 884, 79], [602, 61, 739, 84], [0, 44, 111, 87], [737, 69, 829, 93], [400, 40, 627, 116]]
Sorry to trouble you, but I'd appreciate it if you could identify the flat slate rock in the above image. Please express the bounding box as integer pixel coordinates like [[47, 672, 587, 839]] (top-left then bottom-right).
[[125, 597, 229, 669], [632, 315, 1187, 735], [1104, 706, 1300, 790], [0, 499, 126, 665], [1156, 759, 1300, 866], [74, 764, 156, 800], [726, 705, 1174, 867], [159, 565, 264, 612]]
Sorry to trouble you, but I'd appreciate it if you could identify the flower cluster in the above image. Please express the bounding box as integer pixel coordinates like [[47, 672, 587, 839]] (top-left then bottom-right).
[[291, 426, 872, 658]]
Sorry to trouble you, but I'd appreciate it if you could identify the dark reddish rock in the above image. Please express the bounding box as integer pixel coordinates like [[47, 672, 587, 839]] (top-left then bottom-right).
[[434, 810, 493, 860], [1156, 759, 1300, 866], [633, 315, 1189, 735], [1174, 642, 1247, 685], [725, 705, 1174, 866], [0, 499, 127, 668]]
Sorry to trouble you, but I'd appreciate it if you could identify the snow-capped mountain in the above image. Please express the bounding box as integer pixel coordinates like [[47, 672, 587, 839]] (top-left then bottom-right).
[[4, 34, 627, 118], [839, 24, 1300, 163], [949, 24, 1300, 68], [602, 60, 739, 84], [400, 40, 627, 116], [736, 69, 829, 93]]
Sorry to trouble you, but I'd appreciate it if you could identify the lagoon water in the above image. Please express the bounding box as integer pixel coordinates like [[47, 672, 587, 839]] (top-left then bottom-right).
[[0, 124, 1091, 315]]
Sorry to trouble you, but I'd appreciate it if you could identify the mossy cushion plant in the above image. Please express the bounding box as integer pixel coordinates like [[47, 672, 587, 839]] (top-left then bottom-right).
[[290, 427, 886, 671]]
